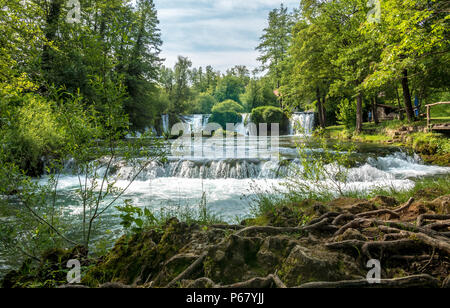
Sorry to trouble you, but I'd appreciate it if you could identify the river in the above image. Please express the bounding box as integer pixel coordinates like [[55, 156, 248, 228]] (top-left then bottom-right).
[[1, 132, 450, 280]]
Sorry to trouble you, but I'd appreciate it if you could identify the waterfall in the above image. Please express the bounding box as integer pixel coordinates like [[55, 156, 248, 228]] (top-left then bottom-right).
[[162, 114, 170, 134], [290, 112, 315, 135], [113, 158, 294, 180], [181, 114, 213, 134], [235, 113, 251, 136]]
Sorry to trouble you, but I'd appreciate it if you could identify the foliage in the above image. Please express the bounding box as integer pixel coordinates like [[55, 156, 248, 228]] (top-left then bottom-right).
[[336, 98, 357, 129], [256, 4, 294, 88], [278, 0, 449, 130], [190, 93, 217, 114], [250, 106, 286, 126], [214, 75, 246, 104], [0, 92, 66, 176], [211, 100, 244, 114], [241, 77, 279, 112], [412, 132, 450, 155], [209, 112, 242, 130]]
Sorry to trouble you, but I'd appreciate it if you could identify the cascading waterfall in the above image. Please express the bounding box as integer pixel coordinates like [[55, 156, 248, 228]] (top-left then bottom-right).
[[107, 151, 450, 182], [175, 114, 253, 135], [290, 112, 315, 135], [235, 113, 251, 136], [162, 114, 170, 134]]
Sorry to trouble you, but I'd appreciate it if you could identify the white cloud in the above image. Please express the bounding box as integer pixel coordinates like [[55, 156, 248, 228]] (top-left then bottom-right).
[[154, 0, 299, 72]]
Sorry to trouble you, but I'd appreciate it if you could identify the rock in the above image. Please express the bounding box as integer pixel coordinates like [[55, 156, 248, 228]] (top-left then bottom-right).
[[338, 228, 368, 242], [185, 277, 217, 288], [204, 235, 263, 285], [278, 245, 363, 287], [82, 218, 198, 287], [256, 236, 297, 271]]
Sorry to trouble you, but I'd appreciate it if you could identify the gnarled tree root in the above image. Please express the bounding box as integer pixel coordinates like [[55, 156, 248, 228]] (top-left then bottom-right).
[[166, 252, 207, 288], [295, 274, 440, 288]]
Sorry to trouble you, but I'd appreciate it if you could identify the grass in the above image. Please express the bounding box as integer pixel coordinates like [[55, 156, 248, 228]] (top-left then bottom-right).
[[248, 174, 450, 224], [430, 103, 450, 118], [367, 175, 450, 203], [325, 119, 450, 155]]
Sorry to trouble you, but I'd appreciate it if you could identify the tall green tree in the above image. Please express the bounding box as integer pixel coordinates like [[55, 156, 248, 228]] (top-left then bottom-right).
[[256, 4, 294, 89]]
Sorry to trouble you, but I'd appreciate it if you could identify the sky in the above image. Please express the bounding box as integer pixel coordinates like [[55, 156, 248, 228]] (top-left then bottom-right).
[[153, 0, 300, 73]]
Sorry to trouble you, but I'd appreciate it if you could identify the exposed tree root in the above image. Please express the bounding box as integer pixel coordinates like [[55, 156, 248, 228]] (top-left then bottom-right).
[[234, 226, 303, 237], [334, 218, 365, 236], [356, 209, 400, 219], [332, 213, 355, 226], [221, 274, 286, 289], [295, 274, 440, 288], [393, 198, 415, 213], [210, 224, 245, 231], [417, 215, 450, 227], [308, 212, 340, 225], [166, 252, 207, 288], [423, 220, 450, 231], [302, 218, 338, 233]]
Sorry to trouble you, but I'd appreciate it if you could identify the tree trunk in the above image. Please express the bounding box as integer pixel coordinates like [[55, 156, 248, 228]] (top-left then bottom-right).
[[356, 93, 363, 134], [401, 69, 415, 122], [395, 88, 404, 120], [316, 88, 325, 128], [42, 0, 63, 75], [321, 95, 327, 128], [372, 97, 379, 125]]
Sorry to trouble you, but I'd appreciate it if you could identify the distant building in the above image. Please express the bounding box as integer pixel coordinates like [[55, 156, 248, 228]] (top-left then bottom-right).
[[375, 104, 401, 121]]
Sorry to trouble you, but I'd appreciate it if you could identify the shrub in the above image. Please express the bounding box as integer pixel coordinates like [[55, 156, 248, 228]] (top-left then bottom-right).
[[1, 93, 66, 175], [336, 98, 356, 129], [208, 100, 244, 129], [412, 132, 450, 155], [209, 112, 242, 130], [251, 106, 285, 125]]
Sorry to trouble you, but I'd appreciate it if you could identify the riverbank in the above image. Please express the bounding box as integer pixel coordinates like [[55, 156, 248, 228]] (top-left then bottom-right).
[[324, 120, 450, 166], [2, 176, 449, 288]]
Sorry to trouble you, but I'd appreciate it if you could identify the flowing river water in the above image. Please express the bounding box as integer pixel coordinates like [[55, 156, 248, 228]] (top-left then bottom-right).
[[1, 130, 450, 279]]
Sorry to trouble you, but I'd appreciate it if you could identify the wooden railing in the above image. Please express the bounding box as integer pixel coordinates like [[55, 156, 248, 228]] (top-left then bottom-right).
[[426, 102, 450, 129]]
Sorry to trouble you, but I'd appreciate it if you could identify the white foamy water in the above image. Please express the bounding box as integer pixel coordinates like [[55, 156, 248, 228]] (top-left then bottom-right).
[[46, 145, 450, 222]]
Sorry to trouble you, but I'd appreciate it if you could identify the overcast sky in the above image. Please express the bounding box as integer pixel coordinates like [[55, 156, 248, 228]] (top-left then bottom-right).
[[153, 0, 300, 72]]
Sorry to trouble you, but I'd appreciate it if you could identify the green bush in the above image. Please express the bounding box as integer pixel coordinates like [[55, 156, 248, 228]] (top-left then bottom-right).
[[1, 93, 66, 175], [209, 112, 242, 130], [412, 132, 450, 155], [336, 98, 356, 129], [208, 100, 244, 129], [250, 106, 285, 125]]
